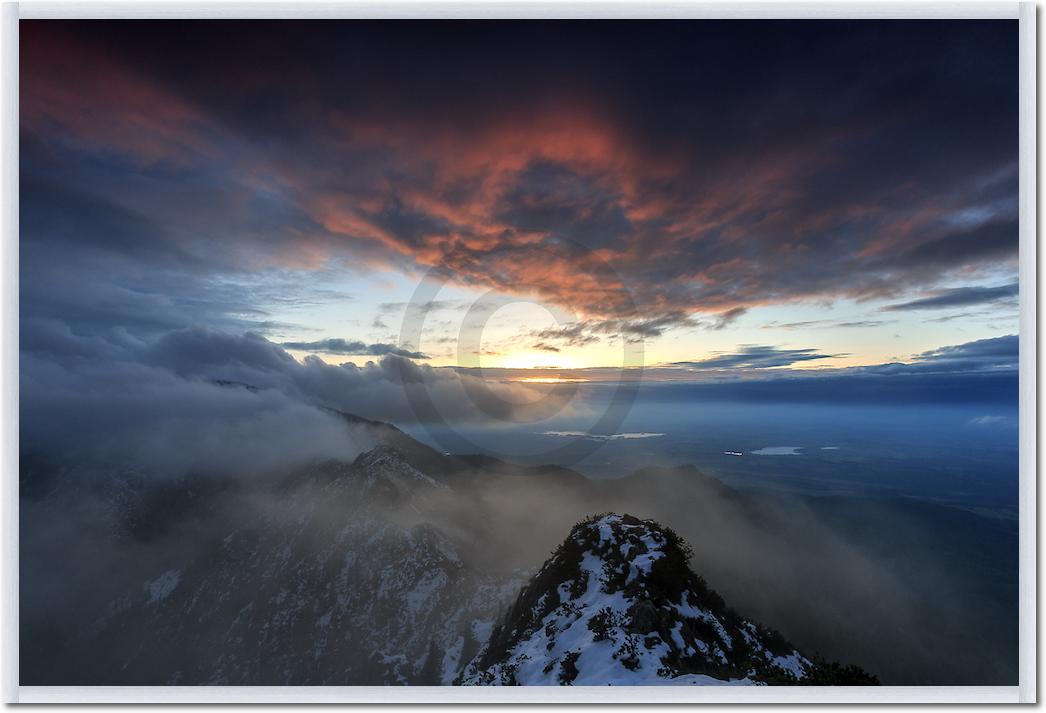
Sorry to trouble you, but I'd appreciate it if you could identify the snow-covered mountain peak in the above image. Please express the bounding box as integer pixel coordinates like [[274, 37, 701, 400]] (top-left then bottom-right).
[[460, 513, 853, 686]]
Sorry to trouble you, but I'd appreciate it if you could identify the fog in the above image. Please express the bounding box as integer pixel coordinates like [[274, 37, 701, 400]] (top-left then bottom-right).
[[411, 464, 1016, 685], [21, 323, 568, 478], [22, 450, 1016, 685], [19, 325, 1017, 686]]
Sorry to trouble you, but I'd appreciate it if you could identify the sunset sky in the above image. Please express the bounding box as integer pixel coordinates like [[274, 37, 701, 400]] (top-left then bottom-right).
[[20, 20, 1018, 379]]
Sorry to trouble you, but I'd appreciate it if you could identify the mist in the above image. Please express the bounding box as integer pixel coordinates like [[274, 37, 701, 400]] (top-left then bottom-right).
[[21, 323, 571, 478], [19, 325, 1017, 686], [410, 464, 1016, 685]]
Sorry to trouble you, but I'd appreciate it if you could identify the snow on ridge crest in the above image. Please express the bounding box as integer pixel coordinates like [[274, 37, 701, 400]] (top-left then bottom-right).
[[459, 513, 820, 686]]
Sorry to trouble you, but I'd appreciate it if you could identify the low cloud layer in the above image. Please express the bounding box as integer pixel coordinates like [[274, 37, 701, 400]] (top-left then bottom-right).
[[21, 322, 561, 478], [281, 338, 428, 359], [25, 320, 1015, 483]]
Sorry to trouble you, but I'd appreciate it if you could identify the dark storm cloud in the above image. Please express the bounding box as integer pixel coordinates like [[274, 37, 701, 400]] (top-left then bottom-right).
[[19, 20, 1019, 335], [671, 345, 843, 370], [281, 338, 428, 359], [884, 283, 1019, 311]]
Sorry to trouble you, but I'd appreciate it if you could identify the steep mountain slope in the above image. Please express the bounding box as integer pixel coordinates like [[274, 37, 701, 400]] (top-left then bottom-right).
[[460, 514, 876, 686], [55, 445, 523, 685]]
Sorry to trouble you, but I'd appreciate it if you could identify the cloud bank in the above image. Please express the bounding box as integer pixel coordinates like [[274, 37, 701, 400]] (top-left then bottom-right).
[[281, 338, 429, 359], [21, 323, 561, 478]]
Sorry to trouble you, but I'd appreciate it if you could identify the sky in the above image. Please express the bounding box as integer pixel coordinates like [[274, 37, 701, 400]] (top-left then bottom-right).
[[20, 20, 1018, 383], [17, 22, 1021, 692]]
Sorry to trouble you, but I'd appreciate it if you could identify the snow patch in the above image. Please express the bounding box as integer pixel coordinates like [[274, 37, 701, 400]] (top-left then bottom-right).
[[145, 570, 181, 604]]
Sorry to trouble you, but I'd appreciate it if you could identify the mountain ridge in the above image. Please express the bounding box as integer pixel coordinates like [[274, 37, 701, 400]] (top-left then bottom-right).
[[24, 401, 1011, 685], [459, 513, 876, 686]]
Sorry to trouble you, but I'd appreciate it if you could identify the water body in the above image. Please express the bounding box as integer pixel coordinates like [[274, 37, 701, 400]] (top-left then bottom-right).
[[751, 446, 803, 456], [410, 382, 1018, 513]]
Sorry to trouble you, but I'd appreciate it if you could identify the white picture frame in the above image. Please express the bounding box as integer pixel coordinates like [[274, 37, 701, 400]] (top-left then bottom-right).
[[0, 2, 1035, 703]]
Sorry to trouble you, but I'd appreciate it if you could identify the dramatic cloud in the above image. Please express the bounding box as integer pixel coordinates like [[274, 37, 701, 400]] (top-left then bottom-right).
[[884, 283, 1019, 311], [19, 21, 1019, 341], [282, 338, 428, 359], [15, 22, 1021, 694], [671, 345, 843, 370]]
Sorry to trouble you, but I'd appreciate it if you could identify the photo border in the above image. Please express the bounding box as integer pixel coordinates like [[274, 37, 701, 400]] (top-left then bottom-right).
[[1, 1, 1035, 704]]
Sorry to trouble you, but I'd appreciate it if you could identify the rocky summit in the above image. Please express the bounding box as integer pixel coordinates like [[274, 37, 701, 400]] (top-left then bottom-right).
[[460, 514, 876, 685]]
